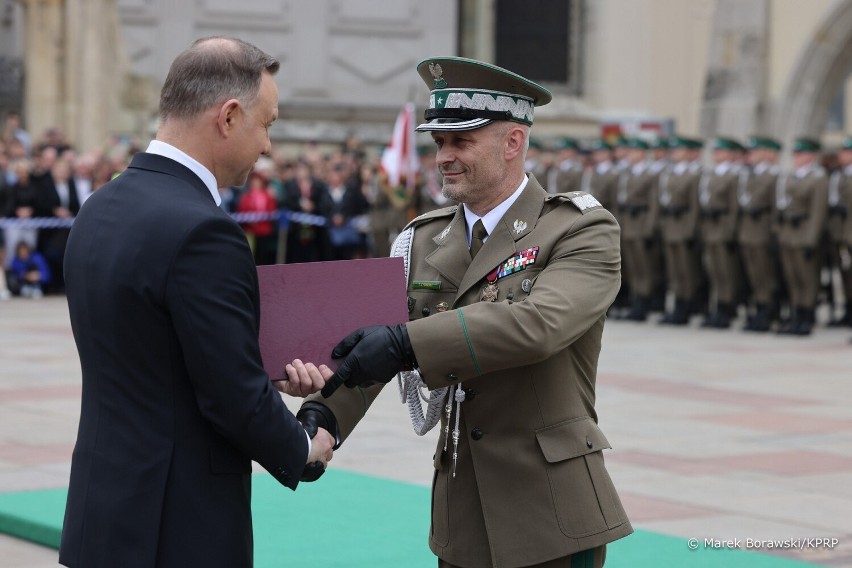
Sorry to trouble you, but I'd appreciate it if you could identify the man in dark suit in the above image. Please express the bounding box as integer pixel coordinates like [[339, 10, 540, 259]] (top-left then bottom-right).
[[60, 37, 335, 568]]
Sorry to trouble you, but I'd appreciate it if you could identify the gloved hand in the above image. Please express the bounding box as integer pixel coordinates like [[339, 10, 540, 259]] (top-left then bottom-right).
[[297, 402, 339, 482], [321, 324, 416, 398]]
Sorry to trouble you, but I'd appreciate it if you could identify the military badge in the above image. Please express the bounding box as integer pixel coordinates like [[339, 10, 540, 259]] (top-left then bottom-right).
[[481, 269, 499, 302], [429, 62, 447, 88], [436, 302, 449, 312], [438, 223, 452, 241], [513, 219, 527, 234]]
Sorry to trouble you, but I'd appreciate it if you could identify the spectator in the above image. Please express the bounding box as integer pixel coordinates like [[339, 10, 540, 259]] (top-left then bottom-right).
[[326, 163, 369, 260], [237, 170, 278, 265], [37, 158, 80, 293], [9, 240, 50, 299], [4, 159, 39, 265], [1, 111, 32, 156], [281, 160, 332, 263], [72, 155, 96, 205]]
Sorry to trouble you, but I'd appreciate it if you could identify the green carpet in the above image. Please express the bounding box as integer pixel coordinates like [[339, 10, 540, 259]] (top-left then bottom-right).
[[0, 470, 824, 567]]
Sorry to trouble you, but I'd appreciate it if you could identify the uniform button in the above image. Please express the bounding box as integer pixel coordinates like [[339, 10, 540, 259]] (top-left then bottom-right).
[[471, 428, 483, 440], [447, 373, 458, 381], [586, 437, 593, 449], [463, 388, 477, 401]]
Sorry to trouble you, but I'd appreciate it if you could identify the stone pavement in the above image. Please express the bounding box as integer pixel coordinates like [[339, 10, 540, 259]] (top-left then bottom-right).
[[1, 296, 851, 567]]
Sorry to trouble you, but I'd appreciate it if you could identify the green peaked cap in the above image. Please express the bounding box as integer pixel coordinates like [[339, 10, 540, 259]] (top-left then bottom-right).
[[714, 137, 744, 151], [793, 137, 821, 152], [748, 136, 782, 151], [415, 56, 552, 132]]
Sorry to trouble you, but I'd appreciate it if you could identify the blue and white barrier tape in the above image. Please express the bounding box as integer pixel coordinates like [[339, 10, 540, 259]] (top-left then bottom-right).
[[0, 211, 371, 231]]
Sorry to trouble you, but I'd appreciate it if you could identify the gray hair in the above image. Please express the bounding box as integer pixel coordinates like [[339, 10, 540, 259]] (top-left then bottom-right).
[[158, 36, 279, 122]]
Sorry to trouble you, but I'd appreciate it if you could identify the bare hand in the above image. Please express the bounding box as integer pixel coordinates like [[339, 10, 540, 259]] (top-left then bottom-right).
[[307, 426, 334, 468], [276, 359, 333, 397]]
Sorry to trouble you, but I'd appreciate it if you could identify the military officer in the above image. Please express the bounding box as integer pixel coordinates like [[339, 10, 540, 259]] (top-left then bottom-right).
[[776, 137, 829, 335], [581, 139, 618, 211], [298, 56, 632, 568], [616, 138, 660, 321], [548, 136, 584, 194], [737, 136, 782, 332], [698, 137, 744, 329], [827, 137, 852, 327], [658, 136, 703, 324]]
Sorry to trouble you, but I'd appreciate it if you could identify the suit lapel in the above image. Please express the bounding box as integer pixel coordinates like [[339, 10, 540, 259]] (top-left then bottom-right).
[[455, 177, 547, 301]]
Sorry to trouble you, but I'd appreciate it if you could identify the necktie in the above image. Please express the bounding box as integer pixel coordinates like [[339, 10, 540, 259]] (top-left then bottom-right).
[[469, 219, 487, 259]]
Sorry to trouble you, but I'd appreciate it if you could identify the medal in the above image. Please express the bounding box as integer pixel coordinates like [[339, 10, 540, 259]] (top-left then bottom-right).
[[481, 267, 499, 302]]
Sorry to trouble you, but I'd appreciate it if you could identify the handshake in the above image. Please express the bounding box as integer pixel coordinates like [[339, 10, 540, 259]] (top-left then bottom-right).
[[275, 324, 417, 482]]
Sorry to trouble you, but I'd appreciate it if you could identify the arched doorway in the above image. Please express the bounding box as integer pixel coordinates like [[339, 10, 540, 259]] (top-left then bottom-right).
[[774, 0, 852, 145]]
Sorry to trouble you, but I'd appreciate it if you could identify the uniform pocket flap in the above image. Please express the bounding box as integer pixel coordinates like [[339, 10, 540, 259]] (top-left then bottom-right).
[[535, 416, 612, 463]]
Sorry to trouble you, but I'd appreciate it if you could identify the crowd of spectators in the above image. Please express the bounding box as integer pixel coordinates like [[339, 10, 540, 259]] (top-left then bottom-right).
[[0, 112, 446, 300]]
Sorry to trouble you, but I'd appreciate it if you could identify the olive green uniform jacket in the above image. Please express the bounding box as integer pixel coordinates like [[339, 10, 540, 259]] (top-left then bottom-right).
[[308, 176, 632, 568]]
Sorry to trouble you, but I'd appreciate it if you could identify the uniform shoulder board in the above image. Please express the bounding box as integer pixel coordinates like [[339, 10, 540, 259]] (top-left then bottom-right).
[[546, 191, 603, 214], [405, 205, 458, 229]]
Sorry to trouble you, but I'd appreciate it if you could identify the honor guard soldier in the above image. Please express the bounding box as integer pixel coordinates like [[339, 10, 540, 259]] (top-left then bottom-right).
[[616, 137, 660, 320], [698, 137, 744, 328], [738, 136, 782, 332], [776, 137, 829, 335], [649, 137, 671, 176], [658, 136, 703, 324], [548, 136, 584, 194], [581, 139, 618, 210], [827, 137, 852, 327], [299, 56, 632, 568], [524, 138, 551, 182]]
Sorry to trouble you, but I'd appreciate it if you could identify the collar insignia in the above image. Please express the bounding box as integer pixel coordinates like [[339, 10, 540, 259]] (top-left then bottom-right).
[[513, 219, 528, 234]]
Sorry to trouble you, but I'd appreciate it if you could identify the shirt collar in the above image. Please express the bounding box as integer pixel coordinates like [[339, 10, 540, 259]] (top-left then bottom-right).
[[463, 175, 529, 246], [146, 140, 221, 206]]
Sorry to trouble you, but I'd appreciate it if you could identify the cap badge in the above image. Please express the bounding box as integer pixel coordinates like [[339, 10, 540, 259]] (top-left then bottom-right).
[[513, 219, 527, 234], [429, 62, 447, 88]]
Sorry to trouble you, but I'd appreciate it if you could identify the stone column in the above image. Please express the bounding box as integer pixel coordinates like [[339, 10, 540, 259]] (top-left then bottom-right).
[[64, 0, 125, 153], [21, 0, 65, 145], [699, 0, 770, 139]]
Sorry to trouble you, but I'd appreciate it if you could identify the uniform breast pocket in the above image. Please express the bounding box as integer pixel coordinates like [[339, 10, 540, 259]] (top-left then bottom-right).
[[409, 288, 458, 319], [495, 267, 542, 301]]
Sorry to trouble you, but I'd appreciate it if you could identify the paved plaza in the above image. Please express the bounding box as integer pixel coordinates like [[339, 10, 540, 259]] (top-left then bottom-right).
[[1, 296, 851, 567]]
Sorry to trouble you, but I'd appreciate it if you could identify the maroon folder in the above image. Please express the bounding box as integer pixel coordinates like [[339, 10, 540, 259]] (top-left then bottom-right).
[[257, 257, 409, 381]]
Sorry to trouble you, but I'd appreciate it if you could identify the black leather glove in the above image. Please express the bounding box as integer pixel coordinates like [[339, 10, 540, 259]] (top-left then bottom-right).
[[297, 402, 339, 482], [321, 324, 416, 398]]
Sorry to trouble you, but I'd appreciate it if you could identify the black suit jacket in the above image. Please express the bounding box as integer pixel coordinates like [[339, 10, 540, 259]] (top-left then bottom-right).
[[60, 153, 309, 568]]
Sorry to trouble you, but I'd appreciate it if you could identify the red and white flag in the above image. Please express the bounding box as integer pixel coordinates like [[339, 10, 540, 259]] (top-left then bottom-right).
[[380, 102, 419, 189]]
